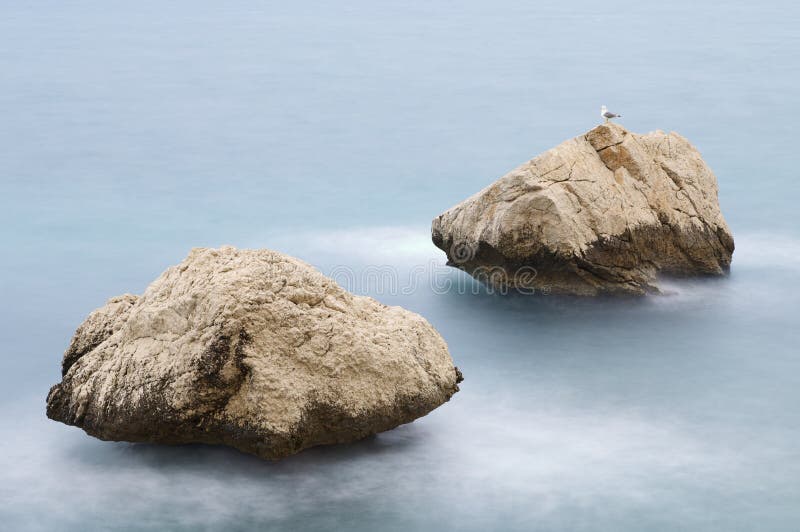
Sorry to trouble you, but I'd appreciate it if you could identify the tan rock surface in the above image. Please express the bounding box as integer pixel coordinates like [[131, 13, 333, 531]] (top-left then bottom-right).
[[431, 123, 734, 295], [47, 247, 461, 459]]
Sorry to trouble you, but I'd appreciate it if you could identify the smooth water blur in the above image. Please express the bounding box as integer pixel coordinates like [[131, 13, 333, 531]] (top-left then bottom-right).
[[1, 1, 799, 530]]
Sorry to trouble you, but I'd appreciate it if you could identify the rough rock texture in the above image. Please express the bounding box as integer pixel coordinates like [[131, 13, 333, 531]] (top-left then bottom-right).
[[432, 123, 734, 295], [47, 247, 462, 460]]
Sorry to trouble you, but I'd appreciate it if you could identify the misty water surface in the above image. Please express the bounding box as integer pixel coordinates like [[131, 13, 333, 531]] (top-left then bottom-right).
[[1, 1, 799, 530]]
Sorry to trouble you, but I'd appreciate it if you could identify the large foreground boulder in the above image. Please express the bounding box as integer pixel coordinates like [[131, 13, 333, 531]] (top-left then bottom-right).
[[47, 247, 462, 460], [432, 123, 734, 295]]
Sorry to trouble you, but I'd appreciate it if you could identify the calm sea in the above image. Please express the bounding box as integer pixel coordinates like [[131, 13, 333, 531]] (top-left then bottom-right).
[[1, 1, 799, 530]]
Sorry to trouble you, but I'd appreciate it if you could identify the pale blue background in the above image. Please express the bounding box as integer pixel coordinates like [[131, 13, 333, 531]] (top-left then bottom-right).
[[1, 1, 799, 530]]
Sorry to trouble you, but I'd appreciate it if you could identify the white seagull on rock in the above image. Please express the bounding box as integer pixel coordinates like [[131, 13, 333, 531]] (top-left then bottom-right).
[[600, 105, 621, 123]]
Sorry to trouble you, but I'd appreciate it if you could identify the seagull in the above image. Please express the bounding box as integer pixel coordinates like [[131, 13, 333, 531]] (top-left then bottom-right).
[[600, 105, 621, 123]]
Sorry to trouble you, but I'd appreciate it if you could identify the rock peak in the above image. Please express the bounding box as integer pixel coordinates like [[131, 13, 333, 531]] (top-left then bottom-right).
[[585, 122, 628, 152]]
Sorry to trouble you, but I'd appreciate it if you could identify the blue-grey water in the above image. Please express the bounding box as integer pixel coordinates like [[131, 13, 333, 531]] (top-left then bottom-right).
[[2, 1, 799, 530]]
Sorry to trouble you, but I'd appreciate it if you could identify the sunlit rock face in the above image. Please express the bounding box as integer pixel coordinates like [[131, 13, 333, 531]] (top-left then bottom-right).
[[432, 123, 734, 295], [47, 247, 462, 460]]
